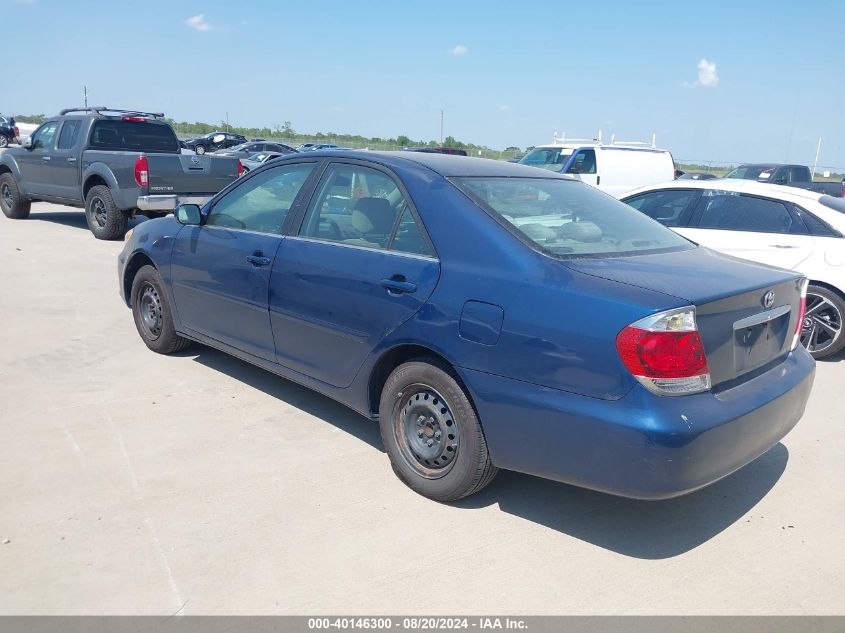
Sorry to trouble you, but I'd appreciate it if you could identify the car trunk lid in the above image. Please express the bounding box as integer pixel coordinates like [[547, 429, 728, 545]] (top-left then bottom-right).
[[565, 246, 806, 388]]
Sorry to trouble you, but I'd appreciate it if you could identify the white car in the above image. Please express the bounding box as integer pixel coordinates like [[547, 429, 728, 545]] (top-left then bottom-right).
[[623, 179, 845, 359]]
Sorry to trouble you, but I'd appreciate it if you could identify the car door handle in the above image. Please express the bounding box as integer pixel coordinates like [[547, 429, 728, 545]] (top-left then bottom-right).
[[67, 157, 77, 163], [245, 253, 271, 266], [380, 277, 417, 294], [42, 156, 51, 161]]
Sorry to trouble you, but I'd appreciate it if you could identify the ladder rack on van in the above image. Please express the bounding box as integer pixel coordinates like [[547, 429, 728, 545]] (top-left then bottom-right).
[[608, 133, 657, 149], [552, 130, 603, 145]]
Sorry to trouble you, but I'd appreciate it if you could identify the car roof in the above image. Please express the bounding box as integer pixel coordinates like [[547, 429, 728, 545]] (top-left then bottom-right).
[[294, 150, 572, 178], [624, 177, 827, 203]]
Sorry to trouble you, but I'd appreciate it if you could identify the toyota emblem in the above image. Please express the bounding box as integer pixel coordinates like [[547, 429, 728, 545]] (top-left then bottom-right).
[[762, 290, 775, 309]]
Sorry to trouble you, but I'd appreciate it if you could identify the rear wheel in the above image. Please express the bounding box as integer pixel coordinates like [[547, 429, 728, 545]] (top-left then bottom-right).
[[379, 359, 497, 501], [85, 185, 128, 240], [195, 145, 206, 155], [130, 265, 191, 354], [801, 285, 845, 359], [0, 173, 30, 219], [0, 134, 9, 148]]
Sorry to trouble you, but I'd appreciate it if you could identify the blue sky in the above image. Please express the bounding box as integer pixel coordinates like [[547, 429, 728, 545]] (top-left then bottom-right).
[[3, 0, 843, 169]]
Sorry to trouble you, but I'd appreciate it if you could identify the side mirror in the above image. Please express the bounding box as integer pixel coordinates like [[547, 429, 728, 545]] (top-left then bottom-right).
[[176, 203, 202, 225], [23, 137, 33, 150]]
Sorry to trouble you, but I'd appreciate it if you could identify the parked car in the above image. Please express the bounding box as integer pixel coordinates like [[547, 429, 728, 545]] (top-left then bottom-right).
[[214, 141, 297, 157], [240, 151, 286, 173], [119, 151, 813, 502], [623, 179, 845, 358], [678, 172, 719, 180], [0, 114, 19, 148], [297, 143, 338, 151], [518, 137, 674, 197], [0, 107, 242, 239], [725, 163, 844, 197], [183, 132, 247, 154]]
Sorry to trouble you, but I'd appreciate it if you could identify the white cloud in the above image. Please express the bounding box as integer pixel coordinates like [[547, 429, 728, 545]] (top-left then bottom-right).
[[684, 58, 719, 88], [186, 14, 214, 32], [450, 44, 468, 56]]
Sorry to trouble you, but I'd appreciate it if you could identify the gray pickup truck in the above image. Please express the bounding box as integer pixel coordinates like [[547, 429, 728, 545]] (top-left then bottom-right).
[[0, 107, 241, 239]]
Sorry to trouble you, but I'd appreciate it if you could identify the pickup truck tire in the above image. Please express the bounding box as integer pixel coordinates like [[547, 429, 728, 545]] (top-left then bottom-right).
[[130, 265, 191, 355], [0, 173, 31, 219], [0, 135, 9, 148], [85, 185, 128, 240], [801, 285, 845, 360], [194, 145, 206, 155], [379, 359, 498, 502]]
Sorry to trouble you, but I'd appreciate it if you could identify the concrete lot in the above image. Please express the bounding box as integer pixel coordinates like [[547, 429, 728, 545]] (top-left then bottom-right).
[[0, 202, 843, 615]]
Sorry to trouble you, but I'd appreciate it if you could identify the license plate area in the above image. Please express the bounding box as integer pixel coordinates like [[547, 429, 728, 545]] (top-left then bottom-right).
[[733, 305, 791, 375]]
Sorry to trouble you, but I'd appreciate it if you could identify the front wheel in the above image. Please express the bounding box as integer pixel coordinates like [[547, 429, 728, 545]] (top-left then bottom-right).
[[801, 285, 845, 359], [379, 360, 498, 501], [130, 265, 191, 355], [0, 172, 31, 219]]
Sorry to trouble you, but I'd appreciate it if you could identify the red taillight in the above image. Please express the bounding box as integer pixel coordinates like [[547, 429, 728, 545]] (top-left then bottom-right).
[[237, 159, 245, 177], [616, 307, 711, 396], [14, 126, 19, 137], [617, 329, 709, 378], [134, 155, 149, 187], [122, 116, 146, 122]]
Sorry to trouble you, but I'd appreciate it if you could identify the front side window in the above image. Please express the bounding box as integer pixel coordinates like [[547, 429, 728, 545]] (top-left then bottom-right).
[[696, 192, 803, 234], [455, 177, 692, 257], [31, 122, 59, 150], [57, 120, 81, 150], [299, 164, 406, 249], [565, 149, 597, 175], [207, 163, 316, 233], [624, 189, 698, 227]]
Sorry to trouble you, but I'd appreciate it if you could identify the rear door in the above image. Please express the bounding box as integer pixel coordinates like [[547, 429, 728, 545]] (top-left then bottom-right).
[[270, 161, 440, 388], [169, 160, 320, 360], [50, 119, 83, 199], [682, 190, 814, 270]]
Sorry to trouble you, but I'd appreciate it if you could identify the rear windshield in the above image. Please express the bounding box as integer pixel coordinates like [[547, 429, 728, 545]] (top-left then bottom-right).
[[89, 120, 179, 153], [518, 147, 574, 172], [454, 177, 692, 258]]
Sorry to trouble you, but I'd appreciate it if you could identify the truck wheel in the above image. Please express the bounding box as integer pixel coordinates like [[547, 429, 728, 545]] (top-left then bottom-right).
[[379, 359, 498, 502], [130, 265, 191, 355], [85, 185, 128, 240], [0, 173, 31, 219], [0, 135, 9, 148], [801, 285, 845, 359], [195, 145, 206, 155]]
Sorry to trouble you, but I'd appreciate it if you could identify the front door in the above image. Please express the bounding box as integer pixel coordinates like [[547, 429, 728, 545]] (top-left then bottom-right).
[[18, 121, 60, 197], [270, 162, 440, 388], [564, 148, 599, 189], [170, 161, 319, 360]]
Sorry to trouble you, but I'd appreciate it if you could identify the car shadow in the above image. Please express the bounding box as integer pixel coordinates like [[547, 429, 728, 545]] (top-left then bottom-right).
[[24, 208, 152, 231], [182, 344, 788, 560]]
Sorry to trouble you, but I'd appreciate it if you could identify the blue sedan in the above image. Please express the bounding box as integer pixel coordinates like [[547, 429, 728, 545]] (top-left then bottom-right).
[[118, 151, 815, 502]]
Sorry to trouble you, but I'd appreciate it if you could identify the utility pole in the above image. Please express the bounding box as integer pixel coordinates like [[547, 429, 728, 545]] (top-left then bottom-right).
[[440, 110, 444, 144], [225, 112, 230, 132], [83, 85, 88, 108], [812, 137, 822, 178]]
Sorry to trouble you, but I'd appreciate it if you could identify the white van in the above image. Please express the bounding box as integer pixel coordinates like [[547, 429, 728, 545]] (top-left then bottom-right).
[[518, 132, 675, 198]]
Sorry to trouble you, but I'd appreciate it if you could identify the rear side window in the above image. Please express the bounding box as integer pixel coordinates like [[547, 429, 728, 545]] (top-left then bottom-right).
[[89, 120, 179, 152], [695, 192, 804, 234], [455, 177, 691, 257], [57, 120, 81, 150], [624, 189, 698, 227], [795, 206, 840, 237]]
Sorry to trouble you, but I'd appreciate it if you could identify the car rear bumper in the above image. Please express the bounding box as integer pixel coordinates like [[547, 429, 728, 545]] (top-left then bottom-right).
[[461, 349, 815, 499], [136, 194, 213, 212]]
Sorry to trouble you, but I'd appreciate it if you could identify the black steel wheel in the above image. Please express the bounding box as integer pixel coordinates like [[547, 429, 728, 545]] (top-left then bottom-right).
[[130, 265, 191, 355], [84, 185, 128, 240], [379, 359, 497, 501], [801, 285, 845, 359]]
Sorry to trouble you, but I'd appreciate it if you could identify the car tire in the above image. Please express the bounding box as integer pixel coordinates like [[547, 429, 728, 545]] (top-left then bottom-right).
[[130, 265, 191, 355], [0, 134, 9, 148], [195, 145, 206, 155], [801, 285, 845, 360], [379, 359, 498, 501], [85, 185, 128, 240], [0, 172, 31, 219]]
